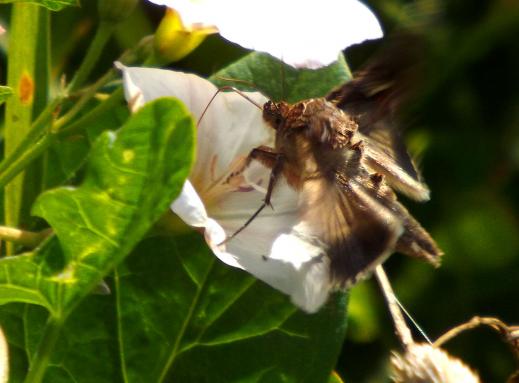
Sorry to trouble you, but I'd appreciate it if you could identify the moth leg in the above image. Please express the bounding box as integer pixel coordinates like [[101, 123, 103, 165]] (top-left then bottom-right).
[[220, 150, 285, 245], [227, 145, 278, 182]]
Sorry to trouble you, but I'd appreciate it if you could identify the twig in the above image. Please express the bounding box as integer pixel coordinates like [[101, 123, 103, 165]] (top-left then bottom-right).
[[375, 266, 414, 348], [0, 226, 52, 248], [434, 316, 519, 362]]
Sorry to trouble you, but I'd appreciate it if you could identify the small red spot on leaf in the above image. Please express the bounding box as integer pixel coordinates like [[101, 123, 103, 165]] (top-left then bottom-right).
[[19, 73, 34, 105]]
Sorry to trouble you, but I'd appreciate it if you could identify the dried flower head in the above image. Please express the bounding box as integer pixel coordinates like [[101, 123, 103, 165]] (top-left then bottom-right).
[[391, 343, 480, 383]]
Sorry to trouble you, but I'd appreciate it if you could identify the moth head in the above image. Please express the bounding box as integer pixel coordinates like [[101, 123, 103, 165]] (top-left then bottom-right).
[[262, 101, 289, 130]]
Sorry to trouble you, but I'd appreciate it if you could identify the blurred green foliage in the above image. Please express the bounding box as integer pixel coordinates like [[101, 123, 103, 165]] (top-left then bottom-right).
[[0, 0, 518, 382]]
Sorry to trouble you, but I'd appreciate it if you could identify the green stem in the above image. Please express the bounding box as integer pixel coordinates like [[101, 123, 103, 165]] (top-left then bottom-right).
[[67, 22, 115, 92], [59, 87, 124, 137], [0, 96, 62, 175], [55, 69, 117, 129], [23, 316, 63, 383], [0, 71, 119, 189], [0, 135, 54, 189], [4, 4, 42, 253], [0, 21, 116, 180]]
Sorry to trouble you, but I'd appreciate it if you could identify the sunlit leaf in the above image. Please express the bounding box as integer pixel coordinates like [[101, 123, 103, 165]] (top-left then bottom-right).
[[210, 52, 352, 102], [0, 97, 195, 317], [0, 0, 78, 11]]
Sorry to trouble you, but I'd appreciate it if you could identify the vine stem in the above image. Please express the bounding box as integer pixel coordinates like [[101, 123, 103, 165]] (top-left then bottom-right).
[[0, 71, 118, 189], [67, 22, 115, 92], [58, 87, 124, 137], [0, 226, 51, 248], [4, 3, 44, 254], [54, 68, 117, 130], [23, 316, 63, 383], [0, 96, 63, 176], [0, 135, 53, 189]]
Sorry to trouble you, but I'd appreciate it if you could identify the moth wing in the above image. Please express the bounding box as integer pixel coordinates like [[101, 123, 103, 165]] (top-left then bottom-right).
[[357, 173, 443, 265], [300, 176, 403, 287], [362, 125, 430, 201], [326, 38, 430, 201]]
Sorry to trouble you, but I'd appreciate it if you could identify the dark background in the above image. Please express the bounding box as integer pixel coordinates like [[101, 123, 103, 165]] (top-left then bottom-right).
[[1, 0, 518, 381], [341, 1, 519, 382]]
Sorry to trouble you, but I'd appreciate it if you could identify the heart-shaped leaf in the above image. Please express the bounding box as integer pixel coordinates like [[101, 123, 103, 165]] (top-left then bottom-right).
[[210, 52, 352, 102], [0, 97, 195, 317]]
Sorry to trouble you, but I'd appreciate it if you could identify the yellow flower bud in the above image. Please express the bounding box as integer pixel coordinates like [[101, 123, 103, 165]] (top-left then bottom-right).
[[153, 8, 217, 63]]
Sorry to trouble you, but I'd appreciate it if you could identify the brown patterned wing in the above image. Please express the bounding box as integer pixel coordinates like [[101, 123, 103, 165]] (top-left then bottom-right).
[[358, 172, 443, 265], [299, 175, 403, 287], [326, 37, 430, 201]]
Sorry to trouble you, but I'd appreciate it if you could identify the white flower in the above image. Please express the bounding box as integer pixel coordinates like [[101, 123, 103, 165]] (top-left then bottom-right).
[[147, 0, 383, 69], [118, 64, 331, 312], [0, 326, 8, 383], [391, 343, 480, 383]]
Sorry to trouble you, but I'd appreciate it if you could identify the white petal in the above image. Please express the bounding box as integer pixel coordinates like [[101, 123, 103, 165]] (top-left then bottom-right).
[[170, 180, 209, 227], [270, 231, 331, 312], [147, 0, 383, 68], [117, 64, 272, 189], [170, 183, 246, 270], [0, 326, 7, 383], [215, 220, 331, 313], [204, 218, 244, 269], [210, 182, 331, 312], [214, 0, 383, 69]]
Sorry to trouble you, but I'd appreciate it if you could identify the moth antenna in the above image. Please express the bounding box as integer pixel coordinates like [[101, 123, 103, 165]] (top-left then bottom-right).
[[213, 75, 258, 90], [395, 295, 432, 344], [198, 86, 263, 128], [279, 59, 287, 101]]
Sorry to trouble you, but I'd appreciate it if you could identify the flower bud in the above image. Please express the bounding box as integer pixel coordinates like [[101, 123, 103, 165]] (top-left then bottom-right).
[[97, 0, 138, 24], [153, 8, 217, 63]]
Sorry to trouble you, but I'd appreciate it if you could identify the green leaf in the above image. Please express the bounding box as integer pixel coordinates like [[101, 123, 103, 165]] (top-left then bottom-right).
[[115, 234, 348, 383], [0, 0, 78, 11], [210, 52, 352, 103], [43, 102, 129, 189], [0, 97, 195, 317], [28, 297, 119, 383], [0, 86, 13, 105], [32, 97, 195, 314], [1, 298, 119, 383], [0, 304, 31, 383], [328, 372, 345, 383]]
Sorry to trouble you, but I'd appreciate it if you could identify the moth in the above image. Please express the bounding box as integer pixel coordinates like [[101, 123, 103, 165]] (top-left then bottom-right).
[[223, 41, 442, 287]]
